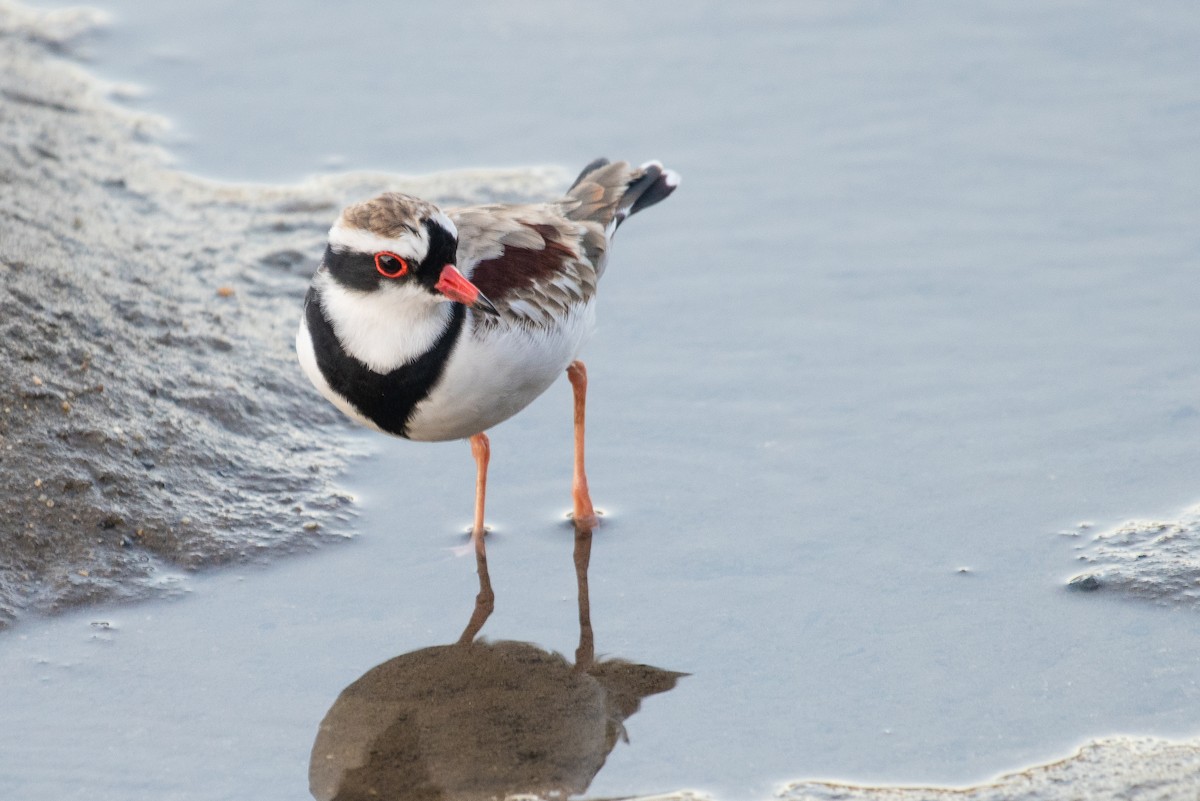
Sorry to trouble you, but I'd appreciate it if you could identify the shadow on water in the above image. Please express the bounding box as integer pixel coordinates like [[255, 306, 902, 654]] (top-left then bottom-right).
[[309, 530, 686, 801]]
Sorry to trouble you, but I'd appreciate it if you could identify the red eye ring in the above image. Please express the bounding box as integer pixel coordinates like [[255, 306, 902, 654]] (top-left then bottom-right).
[[374, 251, 410, 278]]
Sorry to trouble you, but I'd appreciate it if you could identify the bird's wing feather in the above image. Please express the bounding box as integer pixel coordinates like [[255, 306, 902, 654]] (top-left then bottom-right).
[[447, 204, 603, 330]]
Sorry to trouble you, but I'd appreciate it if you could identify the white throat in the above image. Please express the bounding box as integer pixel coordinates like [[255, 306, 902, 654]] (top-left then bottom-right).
[[315, 271, 452, 373]]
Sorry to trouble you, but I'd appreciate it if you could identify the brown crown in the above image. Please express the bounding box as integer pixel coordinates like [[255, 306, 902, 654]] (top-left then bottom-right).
[[338, 192, 440, 238]]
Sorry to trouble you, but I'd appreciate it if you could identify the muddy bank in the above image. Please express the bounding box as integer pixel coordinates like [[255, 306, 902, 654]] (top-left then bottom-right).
[[1066, 503, 1200, 607], [0, 1, 563, 627]]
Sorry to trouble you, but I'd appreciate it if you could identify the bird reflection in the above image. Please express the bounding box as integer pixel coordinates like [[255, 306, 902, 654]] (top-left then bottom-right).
[[310, 530, 685, 801]]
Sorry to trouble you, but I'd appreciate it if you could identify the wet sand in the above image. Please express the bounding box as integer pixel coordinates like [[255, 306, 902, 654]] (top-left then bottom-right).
[[1068, 503, 1200, 606]]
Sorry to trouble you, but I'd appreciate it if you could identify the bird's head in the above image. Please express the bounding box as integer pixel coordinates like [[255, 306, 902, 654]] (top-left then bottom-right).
[[321, 192, 497, 315]]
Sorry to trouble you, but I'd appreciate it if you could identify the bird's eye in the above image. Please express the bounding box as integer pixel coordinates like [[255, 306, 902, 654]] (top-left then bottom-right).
[[374, 252, 409, 278]]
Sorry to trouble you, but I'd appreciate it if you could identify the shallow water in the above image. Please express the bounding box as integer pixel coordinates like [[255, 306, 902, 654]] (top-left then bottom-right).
[[6, 1, 1200, 799]]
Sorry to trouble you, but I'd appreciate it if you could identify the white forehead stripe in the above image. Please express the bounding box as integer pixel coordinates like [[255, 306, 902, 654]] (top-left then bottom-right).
[[327, 222, 428, 262], [432, 209, 457, 238]]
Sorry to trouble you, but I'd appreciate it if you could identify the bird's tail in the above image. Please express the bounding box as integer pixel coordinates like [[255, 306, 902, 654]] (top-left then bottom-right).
[[563, 158, 679, 232]]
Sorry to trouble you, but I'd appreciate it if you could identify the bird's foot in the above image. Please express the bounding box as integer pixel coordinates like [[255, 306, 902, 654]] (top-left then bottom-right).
[[572, 515, 600, 532], [569, 501, 601, 532]]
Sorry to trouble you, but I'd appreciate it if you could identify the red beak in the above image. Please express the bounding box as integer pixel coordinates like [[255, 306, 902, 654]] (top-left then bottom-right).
[[435, 265, 499, 316]]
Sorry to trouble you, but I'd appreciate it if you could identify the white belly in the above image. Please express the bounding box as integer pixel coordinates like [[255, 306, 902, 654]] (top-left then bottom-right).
[[405, 301, 595, 441]]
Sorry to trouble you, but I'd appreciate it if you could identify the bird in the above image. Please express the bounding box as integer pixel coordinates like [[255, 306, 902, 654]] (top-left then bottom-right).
[[296, 158, 678, 551]]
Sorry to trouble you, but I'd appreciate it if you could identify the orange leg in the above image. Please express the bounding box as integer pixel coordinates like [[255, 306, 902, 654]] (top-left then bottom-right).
[[567, 360, 599, 531], [469, 433, 490, 545]]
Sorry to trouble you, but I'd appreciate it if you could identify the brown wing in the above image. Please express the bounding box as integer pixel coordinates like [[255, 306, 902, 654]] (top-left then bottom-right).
[[448, 204, 602, 330]]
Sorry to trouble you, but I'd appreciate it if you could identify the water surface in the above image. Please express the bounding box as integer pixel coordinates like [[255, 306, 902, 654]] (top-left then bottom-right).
[[5, 1, 1200, 799]]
